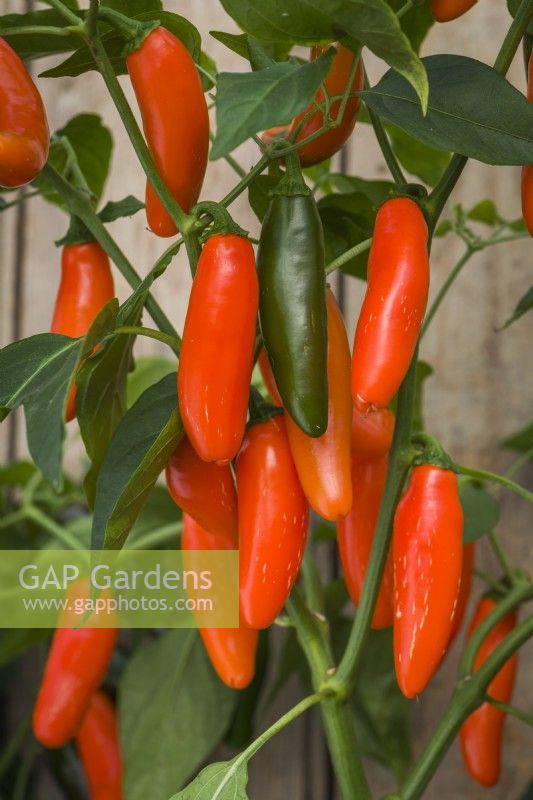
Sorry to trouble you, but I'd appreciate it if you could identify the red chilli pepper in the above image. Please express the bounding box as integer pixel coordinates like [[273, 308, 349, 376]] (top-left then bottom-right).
[[285, 290, 353, 521], [522, 52, 533, 236], [393, 465, 463, 698], [351, 407, 395, 458], [165, 437, 238, 538], [448, 542, 476, 646], [431, 0, 477, 22], [50, 242, 115, 421], [460, 598, 518, 786], [337, 454, 393, 629], [351, 198, 429, 413], [182, 513, 258, 689], [126, 27, 209, 237], [33, 581, 118, 748], [237, 414, 309, 629], [75, 691, 122, 800], [288, 44, 364, 168], [178, 234, 258, 463], [0, 37, 49, 188]]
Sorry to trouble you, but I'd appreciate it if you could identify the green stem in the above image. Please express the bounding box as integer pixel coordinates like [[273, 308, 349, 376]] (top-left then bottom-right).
[[457, 464, 533, 504], [209, 132, 246, 178], [41, 0, 82, 24], [0, 510, 26, 532], [328, 351, 418, 697], [459, 582, 533, 677], [325, 237, 372, 275], [400, 613, 533, 800], [421, 247, 473, 336], [301, 548, 327, 617], [83, 22, 201, 271], [220, 155, 270, 208], [40, 164, 178, 339], [364, 76, 407, 187], [126, 522, 182, 550], [504, 446, 533, 479], [397, 0, 415, 18], [487, 530, 516, 586], [427, 0, 533, 225], [113, 325, 181, 356], [0, 25, 77, 36], [485, 696, 533, 727], [474, 568, 507, 593], [25, 506, 85, 551]]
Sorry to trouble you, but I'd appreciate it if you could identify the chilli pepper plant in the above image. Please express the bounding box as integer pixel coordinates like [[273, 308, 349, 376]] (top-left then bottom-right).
[[0, 1, 533, 799]]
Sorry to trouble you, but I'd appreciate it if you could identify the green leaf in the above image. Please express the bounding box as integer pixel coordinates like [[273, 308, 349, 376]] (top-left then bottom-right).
[[210, 30, 291, 64], [0, 9, 80, 59], [363, 55, 533, 165], [248, 174, 280, 222], [91, 373, 183, 550], [199, 50, 217, 91], [459, 480, 501, 543], [120, 631, 237, 800], [385, 121, 450, 186], [41, 11, 200, 79], [0, 461, 36, 487], [127, 356, 176, 407], [387, 0, 434, 53], [467, 199, 499, 226], [501, 285, 533, 329], [99, 195, 144, 222], [219, 0, 428, 111], [501, 421, 533, 455], [34, 114, 113, 207], [211, 49, 335, 159], [169, 759, 249, 800]]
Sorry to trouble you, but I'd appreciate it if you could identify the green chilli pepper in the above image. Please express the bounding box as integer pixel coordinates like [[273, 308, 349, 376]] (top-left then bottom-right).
[[257, 156, 328, 436]]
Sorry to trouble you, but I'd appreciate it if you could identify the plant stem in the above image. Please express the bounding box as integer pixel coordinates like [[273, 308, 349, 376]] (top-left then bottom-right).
[[457, 464, 533, 504], [485, 696, 533, 726], [113, 326, 181, 356], [364, 75, 407, 187], [421, 246, 473, 336], [25, 506, 85, 551], [220, 155, 270, 208], [40, 164, 178, 338], [400, 613, 533, 800], [0, 25, 76, 36], [0, 509, 26, 531], [126, 522, 182, 550], [504, 446, 533, 479], [397, 0, 415, 18], [487, 530, 516, 586], [459, 582, 533, 677], [328, 351, 418, 698], [301, 548, 326, 616], [41, 0, 82, 24], [325, 238, 372, 275]]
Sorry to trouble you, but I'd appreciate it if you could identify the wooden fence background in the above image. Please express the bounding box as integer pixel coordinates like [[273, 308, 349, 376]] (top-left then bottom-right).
[[1, 1, 532, 798]]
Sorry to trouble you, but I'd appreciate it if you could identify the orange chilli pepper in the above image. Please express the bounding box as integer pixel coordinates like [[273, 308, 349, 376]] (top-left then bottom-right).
[[165, 437, 238, 538], [460, 597, 518, 786], [182, 513, 258, 689], [351, 197, 429, 412], [285, 290, 352, 521], [337, 453, 393, 629], [288, 44, 364, 167], [126, 27, 209, 237], [393, 465, 463, 698], [75, 691, 122, 800], [33, 581, 118, 748], [431, 0, 478, 22], [351, 407, 395, 458], [0, 37, 49, 188], [50, 242, 115, 421], [237, 413, 309, 629], [178, 233, 258, 463], [521, 52, 533, 236]]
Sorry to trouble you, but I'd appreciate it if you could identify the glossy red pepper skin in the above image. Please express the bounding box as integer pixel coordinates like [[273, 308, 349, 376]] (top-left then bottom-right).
[[126, 27, 209, 237], [351, 407, 395, 458], [0, 37, 49, 188], [75, 691, 122, 800], [165, 437, 238, 538], [460, 598, 518, 786], [337, 454, 394, 628], [522, 53, 533, 236], [51, 242, 115, 421], [288, 44, 363, 167], [258, 347, 282, 407], [237, 415, 309, 629], [285, 290, 352, 521], [33, 581, 118, 748], [393, 465, 463, 698], [448, 542, 475, 646], [351, 198, 429, 413], [182, 514, 258, 689], [431, 0, 477, 22], [178, 234, 258, 463]]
